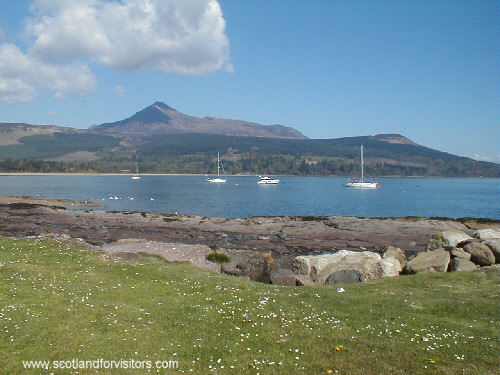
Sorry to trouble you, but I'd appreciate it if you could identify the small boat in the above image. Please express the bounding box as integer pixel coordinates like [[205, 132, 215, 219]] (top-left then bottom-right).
[[131, 164, 140, 180], [345, 145, 380, 189], [258, 175, 280, 184], [206, 152, 226, 183]]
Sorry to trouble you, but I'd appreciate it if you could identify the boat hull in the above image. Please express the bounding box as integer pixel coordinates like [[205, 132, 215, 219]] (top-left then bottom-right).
[[345, 181, 380, 189], [258, 175, 279, 184]]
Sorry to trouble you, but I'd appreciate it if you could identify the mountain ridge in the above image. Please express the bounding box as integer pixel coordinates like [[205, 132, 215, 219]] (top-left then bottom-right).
[[92, 101, 308, 139], [0, 103, 498, 177]]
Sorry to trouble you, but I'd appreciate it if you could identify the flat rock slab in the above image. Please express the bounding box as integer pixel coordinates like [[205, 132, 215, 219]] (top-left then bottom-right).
[[0, 203, 484, 255], [101, 240, 219, 271]]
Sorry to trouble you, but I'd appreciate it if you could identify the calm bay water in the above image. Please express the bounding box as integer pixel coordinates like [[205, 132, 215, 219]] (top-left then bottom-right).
[[0, 175, 498, 219]]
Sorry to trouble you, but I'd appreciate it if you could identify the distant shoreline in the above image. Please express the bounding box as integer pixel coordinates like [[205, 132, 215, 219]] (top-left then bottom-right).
[[0, 172, 209, 177], [0, 172, 494, 178]]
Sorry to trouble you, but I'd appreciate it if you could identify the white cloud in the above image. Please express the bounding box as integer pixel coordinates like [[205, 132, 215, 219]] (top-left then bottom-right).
[[26, 0, 231, 74], [26, 0, 112, 63], [113, 85, 128, 98], [0, 0, 231, 103], [0, 43, 96, 104], [0, 78, 36, 104]]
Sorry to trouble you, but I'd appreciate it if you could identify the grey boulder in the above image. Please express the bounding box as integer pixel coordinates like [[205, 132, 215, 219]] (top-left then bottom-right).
[[449, 257, 478, 272], [482, 239, 500, 263], [463, 242, 496, 266], [326, 270, 365, 284]]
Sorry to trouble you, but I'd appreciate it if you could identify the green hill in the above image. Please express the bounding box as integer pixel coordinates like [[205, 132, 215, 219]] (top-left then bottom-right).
[[123, 133, 499, 177], [0, 132, 120, 159], [0, 128, 497, 177], [1, 102, 498, 176]]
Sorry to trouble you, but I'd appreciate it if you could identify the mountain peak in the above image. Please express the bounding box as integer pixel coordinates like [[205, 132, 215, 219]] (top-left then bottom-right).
[[151, 101, 176, 112], [92, 102, 308, 139]]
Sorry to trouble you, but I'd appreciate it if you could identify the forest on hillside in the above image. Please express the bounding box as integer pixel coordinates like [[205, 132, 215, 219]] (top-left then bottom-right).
[[0, 133, 498, 177], [0, 153, 496, 177]]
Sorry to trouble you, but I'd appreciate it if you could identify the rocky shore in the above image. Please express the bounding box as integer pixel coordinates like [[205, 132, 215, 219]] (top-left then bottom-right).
[[1, 196, 498, 284]]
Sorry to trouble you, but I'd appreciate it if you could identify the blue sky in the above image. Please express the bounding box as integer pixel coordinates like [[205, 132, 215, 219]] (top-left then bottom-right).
[[0, 0, 498, 162]]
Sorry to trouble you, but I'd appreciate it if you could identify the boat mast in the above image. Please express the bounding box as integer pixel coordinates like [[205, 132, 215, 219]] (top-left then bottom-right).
[[217, 152, 220, 177], [360, 145, 364, 181]]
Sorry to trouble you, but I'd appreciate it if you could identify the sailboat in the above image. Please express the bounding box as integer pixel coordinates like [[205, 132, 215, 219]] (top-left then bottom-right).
[[131, 164, 140, 180], [206, 152, 226, 183], [345, 145, 380, 188]]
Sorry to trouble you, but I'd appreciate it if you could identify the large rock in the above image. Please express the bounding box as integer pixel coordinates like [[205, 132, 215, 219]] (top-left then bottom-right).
[[326, 270, 364, 284], [463, 242, 495, 266], [293, 250, 383, 284], [404, 248, 451, 274], [379, 256, 403, 277], [270, 268, 296, 286], [449, 247, 472, 260], [426, 230, 472, 251], [292, 255, 313, 275], [383, 246, 406, 263], [472, 229, 500, 240], [482, 239, 500, 263], [449, 258, 478, 272], [295, 274, 315, 286], [222, 249, 273, 283]]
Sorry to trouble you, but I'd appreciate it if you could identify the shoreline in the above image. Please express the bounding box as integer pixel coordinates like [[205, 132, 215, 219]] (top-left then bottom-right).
[[1, 194, 498, 249], [1, 195, 498, 282], [0, 194, 498, 222], [0, 195, 100, 207], [0, 172, 495, 178]]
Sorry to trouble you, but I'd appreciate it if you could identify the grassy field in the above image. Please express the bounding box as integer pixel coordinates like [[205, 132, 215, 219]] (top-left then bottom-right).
[[0, 237, 498, 374]]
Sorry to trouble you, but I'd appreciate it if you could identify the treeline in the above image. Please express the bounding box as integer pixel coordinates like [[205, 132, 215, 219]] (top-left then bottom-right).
[[0, 132, 498, 177], [0, 155, 495, 177], [132, 133, 499, 177]]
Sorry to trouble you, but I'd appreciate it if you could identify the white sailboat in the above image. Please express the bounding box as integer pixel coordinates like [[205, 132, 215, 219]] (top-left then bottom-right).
[[206, 152, 226, 183], [131, 164, 140, 180], [345, 145, 380, 188]]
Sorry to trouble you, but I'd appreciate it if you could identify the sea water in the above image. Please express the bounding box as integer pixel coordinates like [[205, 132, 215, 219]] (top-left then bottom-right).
[[0, 175, 498, 219]]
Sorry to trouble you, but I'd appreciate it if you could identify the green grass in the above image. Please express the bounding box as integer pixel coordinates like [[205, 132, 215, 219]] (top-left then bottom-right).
[[0, 237, 498, 374]]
